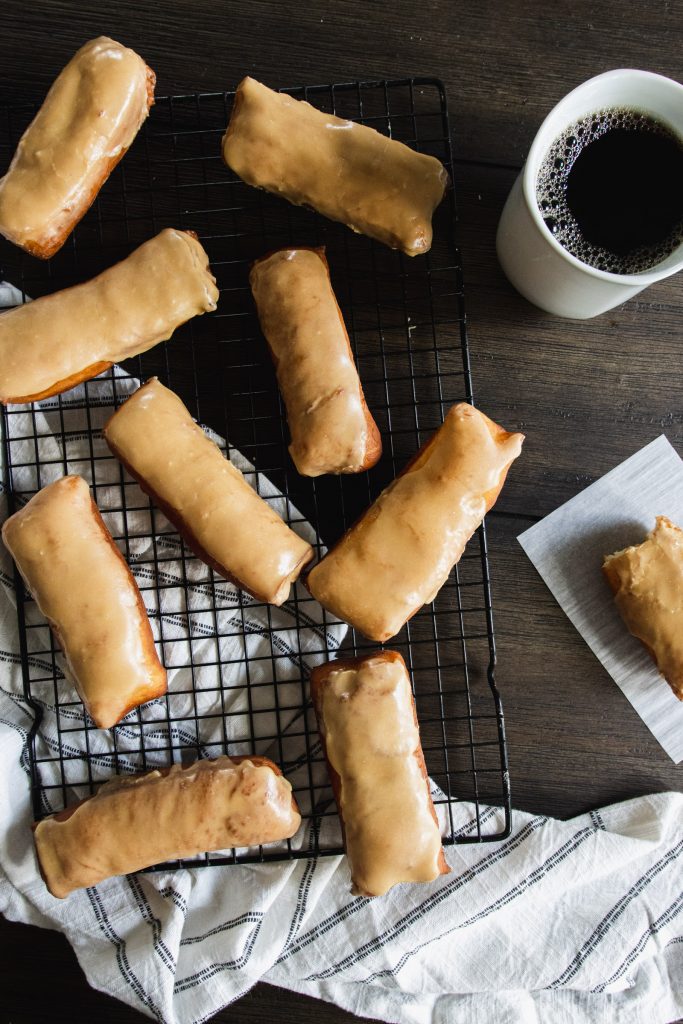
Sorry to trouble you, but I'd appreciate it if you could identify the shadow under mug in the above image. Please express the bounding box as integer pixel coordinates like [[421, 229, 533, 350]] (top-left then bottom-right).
[[496, 69, 683, 319]]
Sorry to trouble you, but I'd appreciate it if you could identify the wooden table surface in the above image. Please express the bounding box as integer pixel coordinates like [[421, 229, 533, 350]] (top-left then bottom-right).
[[1, 1, 681, 1022]]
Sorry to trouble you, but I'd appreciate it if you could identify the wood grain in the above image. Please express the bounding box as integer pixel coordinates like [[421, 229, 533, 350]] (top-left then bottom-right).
[[0, 0, 680, 1021], [0, 0, 680, 168]]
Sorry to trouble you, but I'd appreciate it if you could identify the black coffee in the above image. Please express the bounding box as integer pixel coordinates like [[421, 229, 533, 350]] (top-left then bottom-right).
[[536, 108, 683, 273]]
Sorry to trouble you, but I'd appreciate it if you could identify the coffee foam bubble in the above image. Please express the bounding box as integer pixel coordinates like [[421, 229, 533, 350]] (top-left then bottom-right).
[[536, 108, 683, 274]]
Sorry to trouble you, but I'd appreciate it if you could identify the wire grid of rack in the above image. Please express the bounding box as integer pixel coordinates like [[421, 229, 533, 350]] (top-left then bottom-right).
[[1, 77, 511, 868]]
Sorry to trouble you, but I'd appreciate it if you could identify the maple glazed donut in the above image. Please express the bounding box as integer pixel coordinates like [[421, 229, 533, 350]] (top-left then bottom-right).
[[2, 475, 167, 729], [0, 229, 218, 405], [603, 515, 683, 700], [33, 756, 302, 898], [307, 403, 524, 641], [311, 650, 449, 897], [104, 377, 314, 605], [223, 76, 448, 256], [249, 247, 381, 476], [0, 36, 155, 258]]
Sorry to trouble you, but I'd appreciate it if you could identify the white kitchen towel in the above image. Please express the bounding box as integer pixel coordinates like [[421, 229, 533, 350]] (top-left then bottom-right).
[[518, 435, 683, 763], [0, 370, 682, 1024]]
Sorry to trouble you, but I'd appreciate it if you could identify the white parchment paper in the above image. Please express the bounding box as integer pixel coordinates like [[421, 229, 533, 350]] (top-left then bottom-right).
[[518, 435, 683, 763]]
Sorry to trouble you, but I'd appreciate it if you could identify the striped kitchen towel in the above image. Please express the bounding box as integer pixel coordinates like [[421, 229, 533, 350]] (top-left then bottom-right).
[[0, 335, 680, 1022], [2, 707, 682, 1024]]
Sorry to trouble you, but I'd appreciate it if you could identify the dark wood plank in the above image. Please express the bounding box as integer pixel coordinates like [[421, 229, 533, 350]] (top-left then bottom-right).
[[1, 0, 680, 167], [0, 1, 681, 1022]]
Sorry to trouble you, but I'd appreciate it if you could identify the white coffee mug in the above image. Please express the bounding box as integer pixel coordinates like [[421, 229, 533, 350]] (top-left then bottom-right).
[[496, 69, 683, 318]]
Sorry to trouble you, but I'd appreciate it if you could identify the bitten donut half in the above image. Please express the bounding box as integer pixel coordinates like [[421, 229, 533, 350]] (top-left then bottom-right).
[[311, 650, 449, 897], [603, 515, 683, 701]]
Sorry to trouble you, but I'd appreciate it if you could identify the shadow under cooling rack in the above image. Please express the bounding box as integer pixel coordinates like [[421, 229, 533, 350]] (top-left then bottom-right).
[[1, 77, 511, 869]]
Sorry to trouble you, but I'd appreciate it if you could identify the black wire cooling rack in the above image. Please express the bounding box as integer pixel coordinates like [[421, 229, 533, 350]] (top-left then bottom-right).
[[0, 78, 511, 868]]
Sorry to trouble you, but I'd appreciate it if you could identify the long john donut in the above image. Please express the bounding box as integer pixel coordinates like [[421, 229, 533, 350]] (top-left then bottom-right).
[[0, 228, 218, 405], [1, 475, 167, 729], [249, 246, 381, 477], [33, 755, 302, 898], [223, 76, 448, 256], [311, 650, 449, 897], [307, 403, 525, 641], [0, 36, 156, 259], [104, 377, 314, 606]]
